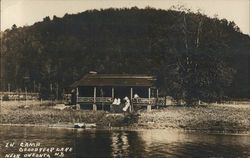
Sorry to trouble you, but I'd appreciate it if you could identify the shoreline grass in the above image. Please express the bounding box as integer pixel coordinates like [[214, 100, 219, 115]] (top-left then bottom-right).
[[0, 101, 249, 133]]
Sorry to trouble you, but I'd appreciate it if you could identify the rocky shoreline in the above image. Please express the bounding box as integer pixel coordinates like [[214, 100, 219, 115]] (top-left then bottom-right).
[[0, 101, 249, 133]]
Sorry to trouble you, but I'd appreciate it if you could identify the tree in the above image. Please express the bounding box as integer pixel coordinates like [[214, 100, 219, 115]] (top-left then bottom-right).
[[1, 7, 249, 101]]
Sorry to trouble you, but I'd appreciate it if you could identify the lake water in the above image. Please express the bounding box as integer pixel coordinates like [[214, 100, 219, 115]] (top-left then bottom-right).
[[0, 126, 250, 158]]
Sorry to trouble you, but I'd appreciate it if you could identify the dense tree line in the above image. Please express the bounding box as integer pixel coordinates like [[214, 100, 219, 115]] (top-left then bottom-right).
[[0, 7, 249, 102]]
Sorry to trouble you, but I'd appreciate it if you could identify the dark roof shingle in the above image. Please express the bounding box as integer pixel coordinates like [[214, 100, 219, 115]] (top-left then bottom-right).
[[71, 74, 156, 87]]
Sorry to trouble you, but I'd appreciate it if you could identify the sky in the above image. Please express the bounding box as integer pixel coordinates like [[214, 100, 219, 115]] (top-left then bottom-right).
[[1, 0, 250, 35]]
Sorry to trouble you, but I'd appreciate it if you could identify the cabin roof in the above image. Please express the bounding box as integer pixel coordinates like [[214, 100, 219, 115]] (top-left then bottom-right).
[[70, 74, 156, 87]]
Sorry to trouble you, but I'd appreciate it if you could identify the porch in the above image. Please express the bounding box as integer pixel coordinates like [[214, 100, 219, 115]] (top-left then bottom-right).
[[71, 73, 166, 112], [76, 96, 166, 112]]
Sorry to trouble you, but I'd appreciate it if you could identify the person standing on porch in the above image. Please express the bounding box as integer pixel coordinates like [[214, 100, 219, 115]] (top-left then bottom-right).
[[123, 96, 130, 112], [116, 98, 121, 105], [112, 98, 118, 105]]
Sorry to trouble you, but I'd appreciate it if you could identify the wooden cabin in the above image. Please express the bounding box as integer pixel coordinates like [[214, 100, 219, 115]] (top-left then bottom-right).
[[70, 73, 165, 112]]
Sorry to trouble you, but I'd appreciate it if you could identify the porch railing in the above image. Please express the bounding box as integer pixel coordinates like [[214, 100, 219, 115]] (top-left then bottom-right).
[[77, 97, 113, 103], [132, 98, 156, 105], [77, 97, 167, 106], [132, 97, 167, 106], [156, 97, 166, 106]]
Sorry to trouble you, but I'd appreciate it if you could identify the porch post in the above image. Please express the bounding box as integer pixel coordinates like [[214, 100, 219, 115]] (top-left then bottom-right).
[[76, 87, 79, 104], [147, 88, 151, 112], [112, 87, 114, 98], [130, 88, 133, 112], [93, 87, 97, 111], [76, 87, 81, 109]]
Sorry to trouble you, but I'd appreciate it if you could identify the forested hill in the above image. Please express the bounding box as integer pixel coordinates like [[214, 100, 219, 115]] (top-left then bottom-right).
[[1, 7, 250, 101]]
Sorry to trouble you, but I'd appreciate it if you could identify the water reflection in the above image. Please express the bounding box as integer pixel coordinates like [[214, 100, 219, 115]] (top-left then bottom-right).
[[0, 126, 250, 158], [111, 132, 129, 157]]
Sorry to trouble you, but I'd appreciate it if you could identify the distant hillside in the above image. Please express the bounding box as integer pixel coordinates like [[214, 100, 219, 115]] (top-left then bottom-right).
[[1, 7, 250, 101]]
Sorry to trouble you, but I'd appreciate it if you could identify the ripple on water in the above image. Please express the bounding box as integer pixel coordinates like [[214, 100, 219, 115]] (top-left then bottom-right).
[[0, 126, 250, 158]]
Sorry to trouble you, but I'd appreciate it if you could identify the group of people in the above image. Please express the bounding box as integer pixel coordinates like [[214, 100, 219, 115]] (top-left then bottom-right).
[[112, 98, 121, 105], [111, 94, 139, 112]]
